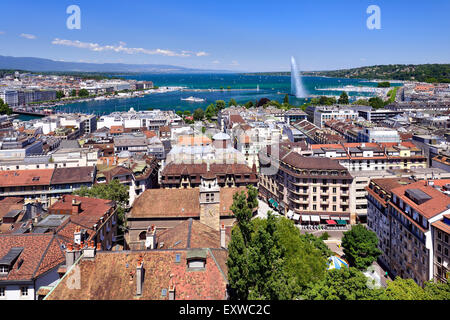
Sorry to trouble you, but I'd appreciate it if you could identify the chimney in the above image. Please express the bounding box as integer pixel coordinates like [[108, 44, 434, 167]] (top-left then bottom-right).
[[72, 198, 81, 215], [83, 240, 96, 259], [74, 226, 82, 245], [96, 242, 102, 251], [220, 223, 226, 248], [136, 256, 144, 296], [73, 243, 82, 262], [169, 275, 176, 300], [65, 243, 75, 268], [145, 225, 157, 250]]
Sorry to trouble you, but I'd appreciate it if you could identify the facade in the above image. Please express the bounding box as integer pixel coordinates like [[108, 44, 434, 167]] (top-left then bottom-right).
[[366, 178, 450, 286], [259, 143, 354, 224], [161, 163, 258, 189], [358, 127, 401, 143], [432, 215, 450, 283], [312, 106, 359, 128]]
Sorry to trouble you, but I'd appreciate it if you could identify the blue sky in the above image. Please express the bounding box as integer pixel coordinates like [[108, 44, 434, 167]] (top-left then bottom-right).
[[0, 0, 449, 72]]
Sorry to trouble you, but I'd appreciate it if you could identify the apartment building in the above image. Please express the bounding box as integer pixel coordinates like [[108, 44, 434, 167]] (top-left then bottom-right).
[[232, 122, 282, 169], [0, 167, 96, 208], [366, 178, 450, 286], [306, 105, 359, 128], [161, 162, 258, 189], [259, 143, 354, 224], [432, 215, 450, 283]]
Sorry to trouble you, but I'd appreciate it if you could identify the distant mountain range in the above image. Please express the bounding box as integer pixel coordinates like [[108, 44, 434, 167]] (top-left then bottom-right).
[[0, 55, 233, 74]]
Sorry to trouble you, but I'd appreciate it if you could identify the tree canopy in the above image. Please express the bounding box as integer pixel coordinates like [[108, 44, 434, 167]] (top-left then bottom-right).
[[227, 186, 330, 300], [338, 92, 349, 104], [341, 224, 382, 270], [193, 108, 205, 121], [0, 98, 12, 115]]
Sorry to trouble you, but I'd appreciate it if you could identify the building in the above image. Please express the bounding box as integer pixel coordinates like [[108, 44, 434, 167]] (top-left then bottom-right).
[[47, 195, 118, 251], [44, 243, 228, 300], [306, 105, 359, 128], [432, 215, 450, 283], [358, 109, 404, 122], [0, 167, 96, 208], [358, 127, 401, 144], [126, 180, 249, 249], [114, 134, 148, 156], [0, 233, 67, 300], [161, 163, 258, 189], [259, 143, 354, 224], [366, 178, 450, 286]]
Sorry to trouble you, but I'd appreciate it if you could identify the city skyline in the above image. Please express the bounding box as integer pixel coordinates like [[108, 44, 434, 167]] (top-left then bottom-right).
[[0, 0, 449, 72]]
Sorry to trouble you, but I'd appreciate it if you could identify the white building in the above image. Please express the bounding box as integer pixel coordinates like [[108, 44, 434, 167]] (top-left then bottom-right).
[[314, 107, 359, 128]]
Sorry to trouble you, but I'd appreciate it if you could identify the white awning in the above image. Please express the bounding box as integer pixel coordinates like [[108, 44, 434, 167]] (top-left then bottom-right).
[[311, 215, 320, 222], [331, 216, 340, 220], [302, 215, 310, 222], [321, 215, 330, 220], [287, 211, 294, 219], [293, 214, 300, 221], [342, 217, 350, 221]]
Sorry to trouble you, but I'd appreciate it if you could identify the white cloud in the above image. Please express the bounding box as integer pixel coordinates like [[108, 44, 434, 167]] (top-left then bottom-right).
[[0, 31, 5, 35], [20, 33, 36, 39], [196, 51, 209, 57], [51, 38, 209, 58], [360, 58, 367, 62], [212, 60, 220, 64], [230, 60, 239, 66]]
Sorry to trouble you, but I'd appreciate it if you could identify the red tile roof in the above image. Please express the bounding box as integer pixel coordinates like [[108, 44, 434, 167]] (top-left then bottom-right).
[[391, 180, 450, 219], [45, 249, 228, 300], [0, 169, 54, 187], [0, 233, 66, 281]]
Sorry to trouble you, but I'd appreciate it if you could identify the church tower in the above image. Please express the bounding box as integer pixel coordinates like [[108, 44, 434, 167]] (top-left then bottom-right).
[[199, 169, 221, 231]]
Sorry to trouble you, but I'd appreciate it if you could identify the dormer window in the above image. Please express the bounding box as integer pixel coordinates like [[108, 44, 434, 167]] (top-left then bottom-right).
[[0, 266, 9, 275], [186, 249, 207, 270]]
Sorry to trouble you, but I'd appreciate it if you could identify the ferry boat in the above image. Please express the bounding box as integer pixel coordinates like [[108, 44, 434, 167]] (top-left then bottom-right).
[[181, 96, 205, 102]]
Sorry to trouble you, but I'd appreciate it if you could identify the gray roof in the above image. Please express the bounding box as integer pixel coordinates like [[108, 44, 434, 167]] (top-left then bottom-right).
[[4, 209, 22, 219], [0, 247, 23, 266]]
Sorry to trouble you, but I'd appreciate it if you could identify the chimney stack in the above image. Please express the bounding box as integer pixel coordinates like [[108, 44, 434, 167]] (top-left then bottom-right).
[[72, 198, 81, 215], [74, 226, 82, 245], [145, 225, 157, 250], [65, 243, 75, 268], [169, 275, 176, 300], [220, 223, 226, 248], [83, 240, 96, 259], [73, 243, 82, 261], [136, 256, 144, 296]]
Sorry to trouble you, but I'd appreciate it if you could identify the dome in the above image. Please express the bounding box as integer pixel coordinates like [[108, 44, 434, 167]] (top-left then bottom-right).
[[212, 132, 230, 141]]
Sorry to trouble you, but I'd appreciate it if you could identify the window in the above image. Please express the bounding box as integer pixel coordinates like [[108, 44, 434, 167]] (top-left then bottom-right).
[[0, 266, 8, 275], [0, 287, 4, 297], [20, 287, 28, 296], [175, 254, 181, 263], [333, 205, 337, 211]]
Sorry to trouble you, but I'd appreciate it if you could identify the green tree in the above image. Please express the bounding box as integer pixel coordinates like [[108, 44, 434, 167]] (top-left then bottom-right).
[[283, 94, 289, 104], [381, 278, 430, 300], [70, 89, 77, 97], [228, 98, 238, 107], [302, 267, 383, 300], [205, 104, 217, 120], [423, 280, 450, 300], [183, 110, 191, 116], [0, 99, 12, 115], [176, 111, 183, 117], [368, 97, 385, 109], [78, 89, 90, 97], [338, 92, 349, 104], [244, 101, 254, 109], [377, 81, 391, 88], [341, 224, 381, 270], [216, 100, 226, 111], [56, 91, 65, 99], [193, 108, 205, 121]]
